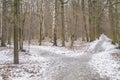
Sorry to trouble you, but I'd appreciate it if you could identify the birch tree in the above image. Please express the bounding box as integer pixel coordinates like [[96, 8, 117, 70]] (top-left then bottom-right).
[[52, 0, 57, 46]]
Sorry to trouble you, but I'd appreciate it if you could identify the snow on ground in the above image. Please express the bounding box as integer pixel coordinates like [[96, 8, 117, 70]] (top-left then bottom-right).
[[0, 49, 13, 64], [0, 34, 120, 80], [29, 45, 85, 57], [88, 34, 120, 80], [0, 43, 87, 80], [0, 48, 49, 80]]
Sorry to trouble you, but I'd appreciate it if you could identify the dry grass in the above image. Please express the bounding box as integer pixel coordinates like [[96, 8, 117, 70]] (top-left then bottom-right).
[[112, 53, 120, 58]]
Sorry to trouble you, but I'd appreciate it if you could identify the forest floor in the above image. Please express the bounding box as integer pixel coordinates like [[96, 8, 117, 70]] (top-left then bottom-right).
[[0, 34, 120, 80]]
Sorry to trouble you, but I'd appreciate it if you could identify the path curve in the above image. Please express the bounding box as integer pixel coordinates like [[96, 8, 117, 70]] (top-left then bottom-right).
[[30, 46, 106, 80]]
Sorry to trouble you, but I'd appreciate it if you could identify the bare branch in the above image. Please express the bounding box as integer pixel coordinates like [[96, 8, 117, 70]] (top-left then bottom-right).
[[59, 0, 70, 4]]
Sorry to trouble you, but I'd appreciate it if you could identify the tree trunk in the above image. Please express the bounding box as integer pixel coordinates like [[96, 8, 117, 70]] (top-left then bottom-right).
[[61, 2, 65, 46], [19, 2, 24, 51], [108, 0, 116, 44], [88, 0, 94, 41], [81, 0, 89, 41], [96, 0, 102, 38], [39, 0, 44, 45], [1, 0, 7, 47], [115, 0, 119, 44], [8, 23, 12, 45], [14, 0, 19, 64], [52, 0, 57, 46]]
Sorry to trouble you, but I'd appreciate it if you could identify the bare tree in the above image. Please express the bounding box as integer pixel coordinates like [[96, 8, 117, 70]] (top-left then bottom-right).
[[59, 0, 70, 46], [1, 0, 7, 46], [81, 0, 89, 41], [108, 0, 116, 44], [39, 0, 44, 45], [52, 0, 57, 46], [14, 0, 19, 64]]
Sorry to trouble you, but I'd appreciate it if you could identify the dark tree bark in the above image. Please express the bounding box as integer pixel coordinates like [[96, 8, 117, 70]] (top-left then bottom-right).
[[81, 0, 89, 41], [52, 0, 57, 46], [14, 0, 19, 64], [108, 0, 116, 44], [1, 0, 7, 47]]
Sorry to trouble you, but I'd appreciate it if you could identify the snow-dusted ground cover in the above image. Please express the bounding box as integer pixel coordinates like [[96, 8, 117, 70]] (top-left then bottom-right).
[[0, 43, 89, 80], [88, 34, 120, 80], [0, 48, 48, 80], [0, 34, 119, 80]]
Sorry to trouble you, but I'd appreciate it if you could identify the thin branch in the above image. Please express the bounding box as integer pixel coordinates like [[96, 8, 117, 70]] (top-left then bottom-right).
[[104, 1, 120, 8], [59, 0, 70, 4], [63, 0, 70, 4], [98, 1, 120, 18]]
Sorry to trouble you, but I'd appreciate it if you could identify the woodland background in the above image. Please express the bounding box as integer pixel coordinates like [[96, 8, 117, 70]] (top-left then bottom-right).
[[0, 0, 120, 63]]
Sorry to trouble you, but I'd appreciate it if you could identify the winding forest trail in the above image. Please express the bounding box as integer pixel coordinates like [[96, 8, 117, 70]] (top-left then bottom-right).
[[30, 46, 107, 80], [0, 35, 117, 80]]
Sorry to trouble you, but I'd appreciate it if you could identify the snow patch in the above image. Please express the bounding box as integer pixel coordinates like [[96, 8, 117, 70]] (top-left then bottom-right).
[[99, 34, 111, 42], [89, 34, 116, 52], [89, 34, 120, 80]]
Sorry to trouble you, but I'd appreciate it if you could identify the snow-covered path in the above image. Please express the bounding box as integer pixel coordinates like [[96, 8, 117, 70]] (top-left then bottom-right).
[[0, 34, 119, 80], [29, 46, 105, 80]]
